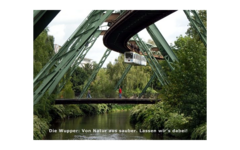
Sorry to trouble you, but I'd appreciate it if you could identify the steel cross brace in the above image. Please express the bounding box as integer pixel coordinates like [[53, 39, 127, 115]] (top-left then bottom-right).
[[34, 10, 113, 104], [56, 30, 102, 94], [146, 24, 178, 70], [34, 10, 60, 40], [184, 10, 207, 47], [133, 34, 169, 86], [114, 64, 132, 90], [138, 74, 156, 98], [79, 49, 112, 98]]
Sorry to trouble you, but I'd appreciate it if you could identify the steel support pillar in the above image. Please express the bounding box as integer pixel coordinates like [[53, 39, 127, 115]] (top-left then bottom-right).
[[34, 10, 113, 104], [56, 30, 102, 94], [34, 10, 60, 40], [138, 74, 156, 98], [114, 64, 132, 90], [79, 49, 112, 98], [146, 24, 178, 70], [133, 34, 169, 86], [184, 10, 207, 47]]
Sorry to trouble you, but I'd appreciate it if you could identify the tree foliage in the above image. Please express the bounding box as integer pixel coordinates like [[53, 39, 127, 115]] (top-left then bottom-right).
[[106, 54, 151, 98], [34, 28, 55, 77], [130, 10, 207, 139], [70, 67, 88, 96], [186, 10, 207, 44]]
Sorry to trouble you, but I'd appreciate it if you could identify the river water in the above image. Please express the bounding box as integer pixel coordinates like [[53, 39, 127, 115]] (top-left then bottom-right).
[[45, 111, 164, 140]]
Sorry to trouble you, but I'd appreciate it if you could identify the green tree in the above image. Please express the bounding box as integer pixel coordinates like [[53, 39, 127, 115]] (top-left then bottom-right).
[[34, 28, 56, 121], [70, 66, 88, 96], [106, 54, 150, 98], [34, 28, 55, 77], [186, 10, 207, 45], [161, 35, 206, 129]]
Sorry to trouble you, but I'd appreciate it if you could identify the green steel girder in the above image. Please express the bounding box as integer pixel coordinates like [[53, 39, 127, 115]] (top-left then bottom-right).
[[79, 49, 112, 98], [133, 34, 169, 86], [138, 74, 156, 98], [71, 30, 102, 75], [34, 10, 60, 40], [146, 24, 178, 70], [34, 10, 114, 104], [56, 30, 102, 94], [184, 10, 207, 47], [114, 64, 132, 90]]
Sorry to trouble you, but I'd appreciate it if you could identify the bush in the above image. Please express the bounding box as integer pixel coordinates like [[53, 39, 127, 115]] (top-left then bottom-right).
[[191, 123, 206, 140], [50, 105, 66, 120], [164, 112, 192, 138], [64, 104, 84, 118], [34, 115, 49, 140]]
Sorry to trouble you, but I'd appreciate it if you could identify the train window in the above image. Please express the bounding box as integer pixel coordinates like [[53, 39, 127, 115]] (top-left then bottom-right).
[[125, 53, 133, 59]]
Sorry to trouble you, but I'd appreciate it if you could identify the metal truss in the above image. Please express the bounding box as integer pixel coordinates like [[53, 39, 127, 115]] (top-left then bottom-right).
[[34, 10, 113, 104], [34, 10, 60, 40], [146, 24, 178, 70], [138, 74, 156, 98], [133, 34, 169, 86], [79, 49, 111, 98], [114, 64, 132, 90], [184, 10, 207, 47]]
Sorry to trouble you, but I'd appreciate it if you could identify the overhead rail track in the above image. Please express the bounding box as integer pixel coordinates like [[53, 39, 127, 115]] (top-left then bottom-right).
[[103, 10, 176, 55]]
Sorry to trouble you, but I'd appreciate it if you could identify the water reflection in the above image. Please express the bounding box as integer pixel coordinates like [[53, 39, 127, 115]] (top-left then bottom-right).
[[45, 111, 163, 140]]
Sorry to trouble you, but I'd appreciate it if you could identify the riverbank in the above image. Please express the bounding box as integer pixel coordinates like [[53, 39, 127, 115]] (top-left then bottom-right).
[[34, 104, 135, 140], [44, 110, 161, 140], [129, 102, 206, 139]]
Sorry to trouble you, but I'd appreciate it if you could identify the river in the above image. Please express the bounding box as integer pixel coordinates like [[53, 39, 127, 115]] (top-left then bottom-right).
[[45, 111, 165, 140]]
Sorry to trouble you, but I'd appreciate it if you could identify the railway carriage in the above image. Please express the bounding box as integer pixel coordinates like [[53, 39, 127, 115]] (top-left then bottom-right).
[[124, 51, 147, 66]]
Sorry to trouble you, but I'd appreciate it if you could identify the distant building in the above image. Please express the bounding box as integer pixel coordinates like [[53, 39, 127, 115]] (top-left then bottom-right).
[[80, 58, 92, 67], [54, 44, 61, 53], [54, 44, 92, 67]]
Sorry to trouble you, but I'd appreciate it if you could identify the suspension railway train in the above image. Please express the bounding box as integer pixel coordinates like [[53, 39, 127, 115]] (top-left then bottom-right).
[[124, 51, 147, 66]]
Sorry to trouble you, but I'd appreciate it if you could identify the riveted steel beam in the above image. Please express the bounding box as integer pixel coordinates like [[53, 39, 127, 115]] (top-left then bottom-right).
[[114, 64, 132, 90], [34, 10, 113, 104], [34, 10, 60, 40], [79, 49, 111, 98], [139, 74, 156, 98], [146, 24, 178, 70], [184, 10, 206, 47]]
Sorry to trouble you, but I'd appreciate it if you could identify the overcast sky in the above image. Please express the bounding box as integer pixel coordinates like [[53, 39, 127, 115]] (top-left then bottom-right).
[[48, 10, 189, 68]]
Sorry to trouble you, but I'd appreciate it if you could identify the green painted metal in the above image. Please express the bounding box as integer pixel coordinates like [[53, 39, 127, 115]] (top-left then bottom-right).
[[138, 74, 156, 98], [34, 10, 45, 24], [184, 10, 207, 47], [114, 64, 132, 90], [146, 24, 178, 70], [34, 10, 60, 40], [56, 30, 102, 94], [133, 34, 169, 86], [34, 10, 113, 104], [71, 30, 102, 74], [79, 49, 112, 98]]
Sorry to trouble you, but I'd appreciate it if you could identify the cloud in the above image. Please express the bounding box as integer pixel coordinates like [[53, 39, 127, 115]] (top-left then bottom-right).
[[48, 24, 66, 44], [48, 10, 190, 67], [137, 10, 189, 46], [85, 36, 120, 68]]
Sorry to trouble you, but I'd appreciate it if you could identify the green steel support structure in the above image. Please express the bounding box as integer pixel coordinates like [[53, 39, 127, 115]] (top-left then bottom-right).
[[79, 49, 112, 98], [137, 23, 179, 96], [34, 10, 113, 104], [138, 74, 156, 98], [133, 34, 169, 86], [56, 30, 102, 94], [34, 10, 60, 40], [146, 24, 178, 70], [184, 10, 207, 47], [114, 64, 132, 90]]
